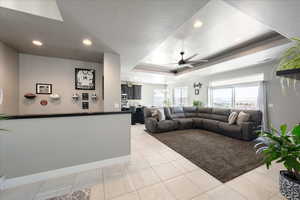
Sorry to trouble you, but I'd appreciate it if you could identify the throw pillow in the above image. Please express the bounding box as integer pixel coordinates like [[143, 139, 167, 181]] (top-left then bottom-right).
[[228, 112, 238, 125], [236, 111, 250, 126], [151, 109, 161, 121], [158, 108, 165, 120]]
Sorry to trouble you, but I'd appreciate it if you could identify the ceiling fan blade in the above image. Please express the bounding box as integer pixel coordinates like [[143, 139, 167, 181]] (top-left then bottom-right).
[[162, 62, 178, 65], [179, 63, 194, 68], [184, 53, 199, 61], [189, 59, 209, 63]]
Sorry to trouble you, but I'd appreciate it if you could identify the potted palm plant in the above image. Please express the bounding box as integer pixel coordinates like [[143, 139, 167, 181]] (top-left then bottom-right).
[[256, 124, 300, 200]]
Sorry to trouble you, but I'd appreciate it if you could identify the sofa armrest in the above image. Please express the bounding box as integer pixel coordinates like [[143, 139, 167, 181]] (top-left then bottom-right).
[[241, 122, 260, 141], [145, 117, 159, 133]]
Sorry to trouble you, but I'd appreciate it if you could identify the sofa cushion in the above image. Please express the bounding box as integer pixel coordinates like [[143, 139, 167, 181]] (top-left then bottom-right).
[[158, 108, 166, 120], [170, 107, 185, 118], [192, 118, 203, 129], [208, 114, 229, 122], [212, 108, 230, 116], [231, 109, 262, 125], [228, 112, 238, 125], [236, 111, 250, 126], [202, 119, 220, 132], [170, 113, 185, 119], [183, 106, 198, 118], [172, 107, 184, 113], [151, 109, 161, 121], [174, 118, 194, 130], [198, 113, 213, 119], [218, 122, 243, 139], [198, 108, 212, 114], [157, 120, 179, 132]]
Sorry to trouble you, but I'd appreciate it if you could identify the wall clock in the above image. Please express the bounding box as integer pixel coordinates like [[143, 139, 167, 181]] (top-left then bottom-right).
[[75, 68, 95, 90]]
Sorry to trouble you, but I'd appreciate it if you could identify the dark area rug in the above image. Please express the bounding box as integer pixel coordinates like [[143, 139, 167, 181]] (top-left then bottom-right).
[[150, 129, 263, 183]]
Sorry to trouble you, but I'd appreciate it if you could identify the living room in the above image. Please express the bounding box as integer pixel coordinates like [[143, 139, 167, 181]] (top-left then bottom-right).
[[1, 0, 300, 200]]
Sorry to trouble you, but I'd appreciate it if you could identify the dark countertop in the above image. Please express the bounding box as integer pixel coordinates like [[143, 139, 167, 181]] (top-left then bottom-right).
[[8, 111, 132, 120]]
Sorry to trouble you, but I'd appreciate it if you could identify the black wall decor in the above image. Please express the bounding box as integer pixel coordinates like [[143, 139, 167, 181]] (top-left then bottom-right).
[[194, 82, 202, 96], [193, 82, 202, 88], [75, 68, 95, 90], [36, 83, 52, 94], [82, 102, 89, 109], [82, 93, 89, 101]]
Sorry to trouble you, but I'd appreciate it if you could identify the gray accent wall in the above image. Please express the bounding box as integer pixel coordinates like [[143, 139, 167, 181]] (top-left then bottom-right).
[[168, 62, 300, 128], [0, 42, 19, 115], [2, 113, 131, 178], [19, 54, 104, 115]]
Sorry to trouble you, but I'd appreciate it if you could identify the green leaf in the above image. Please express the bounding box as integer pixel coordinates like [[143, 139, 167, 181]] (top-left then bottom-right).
[[280, 124, 288, 136], [284, 157, 300, 172], [292, 125, 300, 137]]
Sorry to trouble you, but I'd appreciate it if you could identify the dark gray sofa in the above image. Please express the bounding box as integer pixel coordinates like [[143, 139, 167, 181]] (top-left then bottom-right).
[[144, 107, 262, 141]]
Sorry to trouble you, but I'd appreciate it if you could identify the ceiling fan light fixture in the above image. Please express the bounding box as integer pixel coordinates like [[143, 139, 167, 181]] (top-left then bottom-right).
[[193, 20, 203, 28]]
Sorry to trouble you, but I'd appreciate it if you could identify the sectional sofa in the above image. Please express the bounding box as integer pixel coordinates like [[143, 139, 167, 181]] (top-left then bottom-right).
[[144, 107, 262, 141]]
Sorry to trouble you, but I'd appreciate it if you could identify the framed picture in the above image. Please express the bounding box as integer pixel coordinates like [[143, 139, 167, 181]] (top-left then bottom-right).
[[82, 93, 89, 101], [82, 102, 89, 109], [36, 83, 52, 94], [75, 68, 95, 90], [195, 89, 200, 95]]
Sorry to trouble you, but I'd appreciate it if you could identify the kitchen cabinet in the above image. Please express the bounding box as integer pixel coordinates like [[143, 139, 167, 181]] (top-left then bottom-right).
[[121, 84, 141, 99]]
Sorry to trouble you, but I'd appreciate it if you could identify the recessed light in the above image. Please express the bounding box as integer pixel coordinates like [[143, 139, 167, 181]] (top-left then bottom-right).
[[82, 39, 92, 46], [193, 20, 203, 28], [32, 40, 43, 46]]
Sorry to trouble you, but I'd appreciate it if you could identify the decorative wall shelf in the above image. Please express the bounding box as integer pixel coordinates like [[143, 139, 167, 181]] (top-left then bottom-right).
[[24, 93, 36, 99], [72, 93, 80, 100], [276, 68, 300, 80], [50, 93, 60, 100]]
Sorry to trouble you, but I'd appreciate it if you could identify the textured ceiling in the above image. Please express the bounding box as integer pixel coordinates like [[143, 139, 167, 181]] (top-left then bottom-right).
[[224, 0, 300, 39], [139, 0, 280, 71], [0, 0, 63, 21], [0, 0, 209, 68]]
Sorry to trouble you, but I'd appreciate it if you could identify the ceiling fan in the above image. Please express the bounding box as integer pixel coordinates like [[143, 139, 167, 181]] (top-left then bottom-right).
[[162, 39, 208, 68], [168, 51, 208, 68]]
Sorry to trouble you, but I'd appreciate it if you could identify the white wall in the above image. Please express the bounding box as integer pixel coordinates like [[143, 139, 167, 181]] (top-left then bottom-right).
[[0, 42, 19, 115], [168, 61, 300, 128], [127, 83, 167, 107], [1, 113, 131, 179], [103, 53, 121, 111], [19, 54, 103, 115]]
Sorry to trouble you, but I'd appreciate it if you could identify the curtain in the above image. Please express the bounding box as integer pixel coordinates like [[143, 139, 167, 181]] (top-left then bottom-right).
[[258, 81, 269, 131]]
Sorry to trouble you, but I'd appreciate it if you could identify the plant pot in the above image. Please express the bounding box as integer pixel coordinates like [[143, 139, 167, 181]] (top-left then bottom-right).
[[280, 170, 300, 200]]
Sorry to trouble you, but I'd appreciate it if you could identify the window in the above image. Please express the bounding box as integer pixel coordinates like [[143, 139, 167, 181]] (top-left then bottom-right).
[[234, 86, 259, 110], [153, 89, 166, 107], [210, 84, 259, 110], [211, 88, 233, 108], [173, 87, 188, 106]]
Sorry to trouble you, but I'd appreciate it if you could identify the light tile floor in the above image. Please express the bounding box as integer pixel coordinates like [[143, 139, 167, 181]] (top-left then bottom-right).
[[0, 125, 285, 200]]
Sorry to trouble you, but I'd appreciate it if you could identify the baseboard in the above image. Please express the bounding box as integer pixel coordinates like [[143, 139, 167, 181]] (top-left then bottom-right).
[[2, 155, 130, 190]]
